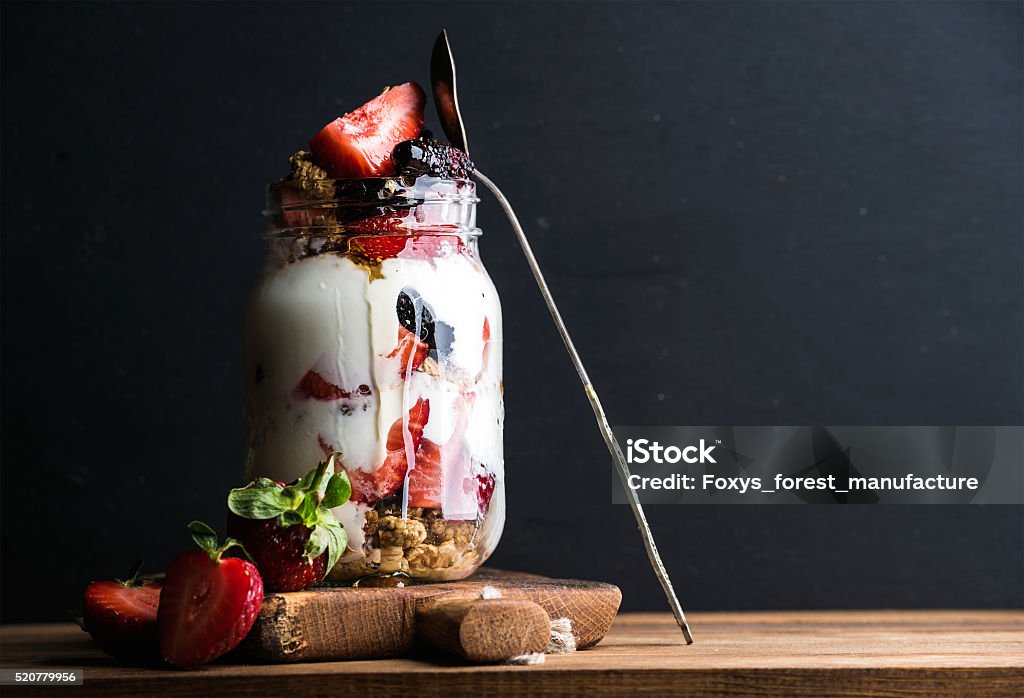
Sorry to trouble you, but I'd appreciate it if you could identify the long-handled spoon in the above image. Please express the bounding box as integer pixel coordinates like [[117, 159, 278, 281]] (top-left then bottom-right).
[[431, 30, 693, 644]]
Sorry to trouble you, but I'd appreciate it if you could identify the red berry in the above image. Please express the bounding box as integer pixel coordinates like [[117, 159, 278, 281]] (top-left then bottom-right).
[[347, 398, 430, 505], [477, 472, 496, 512], [309, 82, 425, 179], [226, 515, 327, 593], [348, 450, 407, 505], [317, 434, 336, 457], [296, 370, 351, 401], [346, 234, 409, 262], [386, 326, 429, 375], [385, 397, 430, 451], [82, 579, 162, 661], [391, 137, 474, 179], [344, 214, 411, 234], [157, 550, 263, 668], [407, 439, 443, 509]]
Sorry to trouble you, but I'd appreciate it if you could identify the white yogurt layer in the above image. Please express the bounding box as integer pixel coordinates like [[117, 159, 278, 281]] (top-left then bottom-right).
[[244, 247, 503, 558]]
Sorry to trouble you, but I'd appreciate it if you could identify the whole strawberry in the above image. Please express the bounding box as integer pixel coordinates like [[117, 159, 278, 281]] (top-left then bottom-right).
[[158, 522, 263, 668], [80, 559, 161, 661], [227, 454, 351, 592]]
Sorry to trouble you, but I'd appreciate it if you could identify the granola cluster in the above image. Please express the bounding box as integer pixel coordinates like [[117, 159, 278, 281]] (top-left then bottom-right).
[[328, 503, 482, 581], [285, 150, 333, 197]]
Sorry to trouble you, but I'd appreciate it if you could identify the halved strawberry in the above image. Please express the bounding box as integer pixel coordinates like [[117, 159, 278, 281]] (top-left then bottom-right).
[[386, 326, 429, 375], [157, 522, 263, 668], [407, 439, 443, 508], [309, 82, 425, 179], [81, 560, 161, 661]]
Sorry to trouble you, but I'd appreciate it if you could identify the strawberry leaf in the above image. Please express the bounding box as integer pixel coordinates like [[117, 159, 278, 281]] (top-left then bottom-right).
[[323, 521, 348, 571], [189, 521, 219, 556], [303, 526, 329, 566], [189, 521, 254, 563], [298, 492, 320, 520], [322, 471, 351, 509], [218, 537, 255, 563], [280, 510, 303, 526], [228, 480, 292, 520], [115, 558, 145, 587]]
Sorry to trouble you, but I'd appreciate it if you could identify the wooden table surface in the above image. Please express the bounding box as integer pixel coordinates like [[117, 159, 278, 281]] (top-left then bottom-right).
[[2, 610, 1022, 697]]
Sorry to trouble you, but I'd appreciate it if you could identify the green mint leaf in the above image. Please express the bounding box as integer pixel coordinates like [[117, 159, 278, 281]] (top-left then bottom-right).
[[322, 470, 351, 509], [228, 482, 291, 520], [69, 611, 86, 631], [188, 521, 219, 556], [303, 526, 330, 566], [323, 521, 348, 571], [280, 510, 303, 526]]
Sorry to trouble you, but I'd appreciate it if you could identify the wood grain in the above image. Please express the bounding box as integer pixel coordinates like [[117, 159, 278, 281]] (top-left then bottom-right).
[[237, 568, 621, 662], [2, 610, 1022, 697], [416, 598, 550, 662]]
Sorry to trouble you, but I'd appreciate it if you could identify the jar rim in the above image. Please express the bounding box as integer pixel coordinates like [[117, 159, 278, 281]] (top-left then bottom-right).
[[263, 175, 480, 238]]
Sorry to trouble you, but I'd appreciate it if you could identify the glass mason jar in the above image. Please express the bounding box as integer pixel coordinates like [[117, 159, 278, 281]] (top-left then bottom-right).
[[245, 175, 504, 582]]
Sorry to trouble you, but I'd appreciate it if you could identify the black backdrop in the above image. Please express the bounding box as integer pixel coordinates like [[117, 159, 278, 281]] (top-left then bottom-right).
[[2, 2, 1022, 622]]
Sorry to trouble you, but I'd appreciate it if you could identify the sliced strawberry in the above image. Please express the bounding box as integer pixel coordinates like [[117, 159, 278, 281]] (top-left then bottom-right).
[[297, 370, 350, 401], [349, 450, 407, 504], [309, 82, 425, 179], [317, 434, 335, 457], [384, 397, 430, 451], [407, 439, 443, 508], [482, 317, 491, 342], [346, 234, 409, 263], [158, 524, 263, 668], [82, 563, 162, 661], [345, 214, 412, 234], [386, 326, 429, 375], [347, 398, 429, 505]]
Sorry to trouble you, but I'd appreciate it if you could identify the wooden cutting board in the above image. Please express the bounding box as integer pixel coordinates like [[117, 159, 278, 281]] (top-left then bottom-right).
[[236, 569, 621, 663], [3, 611, 1022, 696]]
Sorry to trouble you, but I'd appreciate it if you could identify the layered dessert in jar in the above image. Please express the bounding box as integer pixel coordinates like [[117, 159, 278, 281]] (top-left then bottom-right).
[[245, 82, 504, 581]]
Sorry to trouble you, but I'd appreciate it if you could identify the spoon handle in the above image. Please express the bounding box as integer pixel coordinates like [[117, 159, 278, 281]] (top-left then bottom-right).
[[474, 169, 694, 644]]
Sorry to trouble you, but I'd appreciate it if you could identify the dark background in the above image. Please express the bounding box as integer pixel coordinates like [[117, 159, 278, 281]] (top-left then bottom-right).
[[2, 2, 1022, 622]]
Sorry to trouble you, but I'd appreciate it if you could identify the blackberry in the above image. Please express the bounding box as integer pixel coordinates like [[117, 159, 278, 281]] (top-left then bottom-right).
[[396, 289, 454, 360], [391, 138, 474, 180], [396, 289, 432, 343]]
